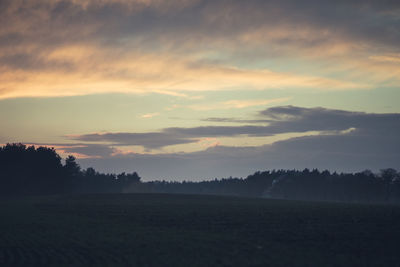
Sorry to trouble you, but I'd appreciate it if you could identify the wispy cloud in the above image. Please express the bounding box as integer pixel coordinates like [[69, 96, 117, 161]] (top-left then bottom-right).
[[188, 97, 290, 110], [141, 112, 160, 118], [369, 54, 400, 64], [0, 53, 369, 99], [1, 0, 398, 99]]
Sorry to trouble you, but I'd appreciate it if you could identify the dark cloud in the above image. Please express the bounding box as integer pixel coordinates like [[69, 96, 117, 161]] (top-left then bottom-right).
[[78, 131, 400, 181], [71, 132, 196, 149], [202, 117, 271, 124], [59, 144, 117, 158], [26, 143, 118, 158], [64, 105, 400, 179], [71, 106, 400, 149], [259, 105, 400, 134], [71, 126, 276, 149], [165, 125, 273, 137], [77, 127, 400, 181]]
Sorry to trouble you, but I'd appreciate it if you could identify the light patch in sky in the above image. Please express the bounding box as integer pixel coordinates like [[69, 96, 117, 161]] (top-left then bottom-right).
[[141, 112, 160, 118]]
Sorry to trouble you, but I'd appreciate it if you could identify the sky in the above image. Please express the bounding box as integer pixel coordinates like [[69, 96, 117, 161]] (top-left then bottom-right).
[[1, 0, 400, 180]]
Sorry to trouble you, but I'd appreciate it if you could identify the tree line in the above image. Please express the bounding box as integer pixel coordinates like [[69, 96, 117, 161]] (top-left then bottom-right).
[[0, 143, 140, 195], [138, 169, 400, 203], [1, 143, 400, 203]]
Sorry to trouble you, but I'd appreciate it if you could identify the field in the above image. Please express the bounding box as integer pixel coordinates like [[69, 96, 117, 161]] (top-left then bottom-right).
[[1, 194, 400, 266]]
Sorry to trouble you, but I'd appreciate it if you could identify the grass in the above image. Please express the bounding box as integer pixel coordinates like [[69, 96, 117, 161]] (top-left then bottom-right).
[[1, 193, 400, 266]]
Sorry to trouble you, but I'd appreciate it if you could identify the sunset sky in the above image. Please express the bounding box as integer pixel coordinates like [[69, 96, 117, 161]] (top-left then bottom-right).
[[1, 0, 400, 180]]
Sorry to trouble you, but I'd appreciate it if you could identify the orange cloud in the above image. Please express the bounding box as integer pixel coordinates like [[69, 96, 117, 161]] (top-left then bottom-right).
[[1, 0, 399, 100], [0, 46, 370, 99]]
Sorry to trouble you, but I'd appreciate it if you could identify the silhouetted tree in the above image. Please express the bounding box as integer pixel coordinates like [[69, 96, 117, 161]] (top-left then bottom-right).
[[0, 144, 141, 195], [64, 155, 81, 177], [0, 143, 64, 195]]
